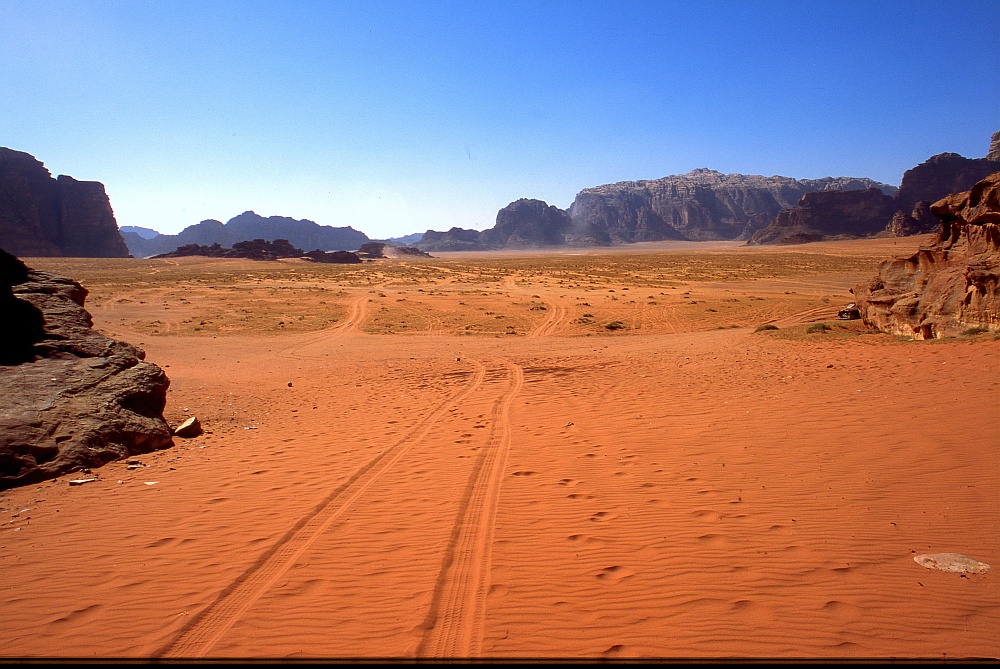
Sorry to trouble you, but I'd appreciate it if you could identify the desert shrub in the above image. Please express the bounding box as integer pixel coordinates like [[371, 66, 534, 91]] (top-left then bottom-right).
[[962, 326, 990, 336], [754, 324, 779, 332], [806, 323, 831, 334], [605, 321, 626, 331]]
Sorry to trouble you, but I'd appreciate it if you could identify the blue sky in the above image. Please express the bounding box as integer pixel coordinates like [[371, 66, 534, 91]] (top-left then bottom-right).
[[2, 0, 998, 239]]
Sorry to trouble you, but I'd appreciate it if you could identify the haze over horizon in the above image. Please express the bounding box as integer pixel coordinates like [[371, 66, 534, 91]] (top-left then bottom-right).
[[3, 0, 998, 239]]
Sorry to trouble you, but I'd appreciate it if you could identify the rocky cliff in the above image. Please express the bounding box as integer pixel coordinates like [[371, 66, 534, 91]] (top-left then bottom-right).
[[416, 227, 486, 252], [0, 249, 173, 489], [481, 199, 573, 248], [0, 147, 130, 258], [566, 169, 897, 243], [747, 188, 898, 245], [851, 171, 1000, 339], [123, 210, 369, 257]]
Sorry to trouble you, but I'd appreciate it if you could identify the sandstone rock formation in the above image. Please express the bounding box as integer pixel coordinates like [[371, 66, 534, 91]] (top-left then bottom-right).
[[153, 238, 304, 260], [888, 150, 1000, 236], [0, 147, 131, 258], [0, 249, 173, 490], [123, 211, 369, 258], [566, 169, 897, 243], [989, 131, 1000, 162], [481, 199, 573, 248], [747, 188, 898, 245], [301, 249, 363, 264], [415, 227, 486, 252], [851, 172, 1000, 339]]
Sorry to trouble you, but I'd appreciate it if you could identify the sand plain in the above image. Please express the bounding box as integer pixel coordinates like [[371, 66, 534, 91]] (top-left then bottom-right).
[[1, 236, 998, 661]]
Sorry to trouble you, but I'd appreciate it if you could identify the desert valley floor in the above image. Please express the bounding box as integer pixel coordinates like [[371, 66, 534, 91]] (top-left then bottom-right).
[[1, 237, 998, 660]]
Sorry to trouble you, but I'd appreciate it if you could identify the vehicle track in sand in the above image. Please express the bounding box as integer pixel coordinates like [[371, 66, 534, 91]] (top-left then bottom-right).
[[416, 358, 524, 659], [502, 275, 571, 339], [154, 359, 488, 659], [279, 291, 370, 360], [765, 304, 841, 328]]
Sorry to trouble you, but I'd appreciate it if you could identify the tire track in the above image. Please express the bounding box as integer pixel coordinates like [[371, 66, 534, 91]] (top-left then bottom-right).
[[280, 292, 369, 360], [416, 359, 524, 658], [154, 359, 488, 659], [766, 304, 840, 328]]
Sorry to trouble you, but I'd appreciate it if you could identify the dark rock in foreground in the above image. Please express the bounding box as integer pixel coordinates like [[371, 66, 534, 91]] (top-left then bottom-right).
[[852, 171, 1000, 339], [0, 248, 172, 490], [0, 147, 131, 258]]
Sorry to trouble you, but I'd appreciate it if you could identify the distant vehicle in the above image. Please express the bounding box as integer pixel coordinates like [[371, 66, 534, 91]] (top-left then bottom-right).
[[838, 302, 861, 320]]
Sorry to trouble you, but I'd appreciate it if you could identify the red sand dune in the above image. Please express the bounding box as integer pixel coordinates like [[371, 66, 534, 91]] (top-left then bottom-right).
[[2, 238, 997, 660]]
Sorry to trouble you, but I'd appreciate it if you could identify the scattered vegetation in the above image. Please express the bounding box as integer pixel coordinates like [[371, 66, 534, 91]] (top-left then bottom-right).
[[754, 324, 779, 332], [806, 323, 831, 334]]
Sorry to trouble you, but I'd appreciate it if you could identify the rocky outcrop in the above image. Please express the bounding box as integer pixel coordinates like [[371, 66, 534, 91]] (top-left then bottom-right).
[[851, 172, 1000, 339], [751, 133, 1000, 244], [301, 249, 363, 264], [0, 147, 130, 258], [415, 227, 485, 252], [481, 199, 573, 248], [0, 249, 173, 490], [566, 169, 897, 243], [989, 131, 1000, 162], [892, 150, 1000, 231], [747, 188, 898, 245], [357, 242, 431, 259], [153, 238, 304, 260], [123, 211, 369, 258]]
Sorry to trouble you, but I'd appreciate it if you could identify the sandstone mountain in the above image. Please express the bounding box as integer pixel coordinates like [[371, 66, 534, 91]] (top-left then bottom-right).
[[0, 249, 173, 489], [566, 170, 898, 244], [852, 171, 1000, 339], [0, 147, 130, 258], [414, 171, 898, 251], [747, 188, 898, 245], [416, 227, 486, 252], [749, 133, 1000, 245], [122, 210, 369, 258]]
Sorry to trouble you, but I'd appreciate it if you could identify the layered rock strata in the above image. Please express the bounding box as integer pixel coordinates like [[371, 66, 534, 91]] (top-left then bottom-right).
[[0, 249, 172, 489], [852, 172, 1000, 339]]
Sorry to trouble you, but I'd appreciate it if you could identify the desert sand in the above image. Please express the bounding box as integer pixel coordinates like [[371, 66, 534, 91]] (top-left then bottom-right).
[[2, 236, 997, 661]]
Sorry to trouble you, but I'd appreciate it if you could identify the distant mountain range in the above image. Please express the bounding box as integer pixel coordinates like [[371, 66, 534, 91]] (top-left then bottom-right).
[[4, 133, 997, 259], [120, 211, 370, 258], [416, 131, 1000, 250]]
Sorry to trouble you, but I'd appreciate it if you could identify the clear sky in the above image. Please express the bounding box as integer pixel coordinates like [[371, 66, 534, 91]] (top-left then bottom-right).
[[2, 0, 998, 239]]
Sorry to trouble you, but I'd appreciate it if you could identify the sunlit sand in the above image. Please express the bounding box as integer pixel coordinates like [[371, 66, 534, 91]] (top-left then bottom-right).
[[2, 236, 997, 660]]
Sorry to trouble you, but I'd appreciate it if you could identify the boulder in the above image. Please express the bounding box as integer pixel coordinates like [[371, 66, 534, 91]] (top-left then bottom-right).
[[851, 172, 1000, 339], [0, 249, 172, 490]]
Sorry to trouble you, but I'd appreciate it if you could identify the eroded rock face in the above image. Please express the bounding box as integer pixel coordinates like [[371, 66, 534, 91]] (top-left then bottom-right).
[[0, 249, 172, 489], [852, 172, 1000, 339], [0, 148, 130, 258], [482, 199, 574, 248], [747, 188, 897, 245], [567, 169, 897, 243], [415, 227, 485, 252]]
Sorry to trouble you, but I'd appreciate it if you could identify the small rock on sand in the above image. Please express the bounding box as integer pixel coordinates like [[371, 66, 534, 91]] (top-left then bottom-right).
[[914, 553, 990, 574], [173, 416, 203, 438]]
